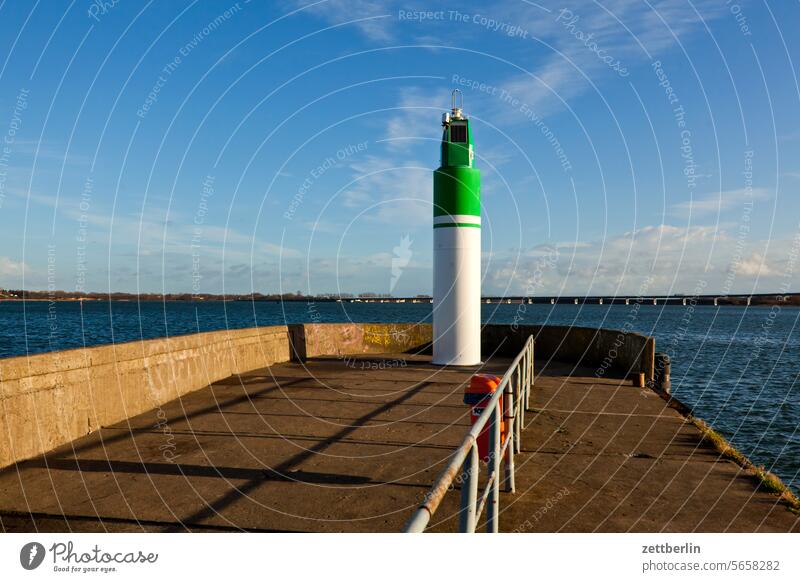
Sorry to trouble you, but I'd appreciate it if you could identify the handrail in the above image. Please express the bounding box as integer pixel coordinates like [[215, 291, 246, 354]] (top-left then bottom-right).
[[403, 336, 534, 532]]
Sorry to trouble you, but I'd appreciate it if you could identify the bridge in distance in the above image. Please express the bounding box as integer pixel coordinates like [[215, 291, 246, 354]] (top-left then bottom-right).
[[282, 293, 800, 307]]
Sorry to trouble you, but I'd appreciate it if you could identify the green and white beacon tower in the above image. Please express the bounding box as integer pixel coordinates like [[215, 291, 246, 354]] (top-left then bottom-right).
[[433, 89, 481, 366]]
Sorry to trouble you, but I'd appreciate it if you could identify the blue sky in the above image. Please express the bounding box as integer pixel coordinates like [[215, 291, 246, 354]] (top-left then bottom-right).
[[0, 0, 798, 296]]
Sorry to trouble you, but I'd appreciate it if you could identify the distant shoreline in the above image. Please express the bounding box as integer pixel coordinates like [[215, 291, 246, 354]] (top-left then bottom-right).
[[1, 293, 798, 307]]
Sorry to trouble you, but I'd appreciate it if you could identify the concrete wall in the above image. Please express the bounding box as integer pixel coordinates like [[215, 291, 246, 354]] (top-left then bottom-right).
[[482, 324, 655, 380], [0, 326, 291, 469], [294, 323, 432, 359], [0, 321, 652, 470]]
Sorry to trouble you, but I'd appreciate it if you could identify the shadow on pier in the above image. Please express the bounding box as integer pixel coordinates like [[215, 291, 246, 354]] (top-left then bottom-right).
[[0, 354, 797, 532]]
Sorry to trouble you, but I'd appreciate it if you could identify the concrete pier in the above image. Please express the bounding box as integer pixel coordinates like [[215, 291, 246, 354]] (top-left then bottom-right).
[[0, 354, 502, 532], [0, 324, 796, 532]]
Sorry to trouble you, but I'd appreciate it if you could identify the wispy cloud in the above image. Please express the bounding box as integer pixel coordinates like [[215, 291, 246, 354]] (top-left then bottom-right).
[[297, 0, 730, 122], [671, 187, 771, 217], [379, 87, 450, 151], [9, 140, 91, 166], [292, 0, 394, 41], [0, 256, 27, 279], [331, 85, 443, 225], [339, 155, 431, 224], [481, 0, 732, 119], [484, 222, 796, 296]]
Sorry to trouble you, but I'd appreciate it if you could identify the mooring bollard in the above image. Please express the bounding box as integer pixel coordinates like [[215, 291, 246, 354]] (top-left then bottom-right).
[[654, 352, 671, 394], [629, 372, 645, 388]]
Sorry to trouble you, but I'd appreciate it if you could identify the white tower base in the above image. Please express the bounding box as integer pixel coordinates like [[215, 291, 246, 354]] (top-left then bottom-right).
[[432, 225, 481, 365]]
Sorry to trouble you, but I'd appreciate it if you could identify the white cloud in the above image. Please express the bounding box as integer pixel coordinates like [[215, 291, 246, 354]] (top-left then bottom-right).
[[734, 252, 777, 277], [380, 87, 451, 151], [0, 256, 27, 278], [485, 0, 732, 119], [297, 0, 731, 131], [8, 140, 91, 166], [339, 156, 431, 226], [332, 85, 451, 224], [672, 187, 771, 217], [292, 0, 394, 41], [484, 223, 796, 296], [4, 186, 60, 208]]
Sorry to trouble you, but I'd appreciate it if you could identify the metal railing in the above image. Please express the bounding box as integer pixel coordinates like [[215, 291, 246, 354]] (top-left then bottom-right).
[[403, 336, 534, 532]]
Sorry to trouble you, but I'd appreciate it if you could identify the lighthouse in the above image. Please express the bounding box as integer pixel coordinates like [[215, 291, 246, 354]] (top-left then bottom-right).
[[432, 90, 481, 366]]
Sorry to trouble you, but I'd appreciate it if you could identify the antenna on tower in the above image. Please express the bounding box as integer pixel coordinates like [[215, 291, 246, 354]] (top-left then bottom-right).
[[451, 89, 463, 119]]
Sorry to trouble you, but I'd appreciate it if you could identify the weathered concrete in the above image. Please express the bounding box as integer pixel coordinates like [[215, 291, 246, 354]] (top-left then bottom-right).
[[0, 323, 438, 472], [0, 353, 796, 532], [293, 322, 432, 360], [0, 353, 497, 532], [482, 324, 655, 381], [0, 322, 660, 473], [489, 361, 798, 532], [0, 326, 292, 469]]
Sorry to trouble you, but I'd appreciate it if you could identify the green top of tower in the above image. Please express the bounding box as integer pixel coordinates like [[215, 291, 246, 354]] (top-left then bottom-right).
[[440, 89, 474, 168], [433, 90, 480, 219]]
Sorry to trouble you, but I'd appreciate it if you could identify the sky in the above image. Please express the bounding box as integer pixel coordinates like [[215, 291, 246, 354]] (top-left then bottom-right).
[[0, 0, 799, 297]]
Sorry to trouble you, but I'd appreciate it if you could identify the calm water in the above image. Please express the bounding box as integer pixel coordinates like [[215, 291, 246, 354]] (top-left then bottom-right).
[[1, 300, 798, 493]]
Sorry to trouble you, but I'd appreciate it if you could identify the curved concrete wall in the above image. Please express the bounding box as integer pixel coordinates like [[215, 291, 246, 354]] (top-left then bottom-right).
[[291, 322, 653, 378], [482, 324, 655, 381], [0, 321, 653, 470]]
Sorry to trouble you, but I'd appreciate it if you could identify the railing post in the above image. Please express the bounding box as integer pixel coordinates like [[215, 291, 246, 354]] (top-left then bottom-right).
[[458, 444, 479, 533], [504, 379, 516, 493], [526, 341, 533, 411], [486, 403, 501, 533], [513, 367, 522, 454], [519, 359, 526, 428]]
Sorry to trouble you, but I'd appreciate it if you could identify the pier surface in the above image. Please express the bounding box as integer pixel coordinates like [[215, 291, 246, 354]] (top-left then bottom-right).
[[0, 354, 797, 532]]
